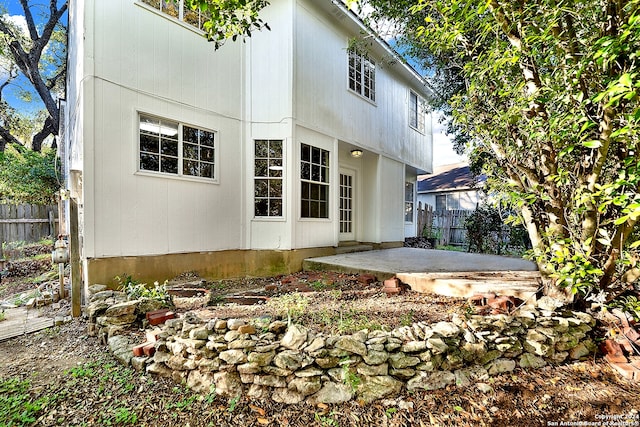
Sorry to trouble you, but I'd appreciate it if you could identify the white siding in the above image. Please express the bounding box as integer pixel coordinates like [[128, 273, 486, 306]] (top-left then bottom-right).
[[79, 0, 246, 258]]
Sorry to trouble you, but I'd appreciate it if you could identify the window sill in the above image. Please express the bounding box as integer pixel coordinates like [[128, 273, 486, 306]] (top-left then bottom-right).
[[409, 125, 426, 135], [252, 217, 286, 222], [135, 170, 219, 185], [348, 89, 377, 106]]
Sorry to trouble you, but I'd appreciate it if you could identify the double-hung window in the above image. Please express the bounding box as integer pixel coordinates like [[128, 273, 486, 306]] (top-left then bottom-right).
[[300, 143, 329, 219], [405, 182, 414, 222], [254, 140, 283, 217], [139, 114, 216, 180], [348, 50, 376, 102], [140, 0, 210, 31], [409, 90, 425, 132]]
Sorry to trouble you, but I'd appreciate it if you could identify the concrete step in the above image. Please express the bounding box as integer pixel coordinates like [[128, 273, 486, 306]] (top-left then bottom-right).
[[396, 271, 541, 302], [335, 244, 373, 254]]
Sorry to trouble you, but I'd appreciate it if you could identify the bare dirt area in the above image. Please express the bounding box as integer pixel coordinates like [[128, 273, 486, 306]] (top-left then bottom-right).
[[1, 269, 639, 426]]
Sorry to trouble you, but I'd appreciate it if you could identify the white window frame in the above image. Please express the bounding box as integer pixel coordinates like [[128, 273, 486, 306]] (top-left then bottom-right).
[[300, 143, 330, 219], [254, 139, 284, 218], [348, 50, 376, 103], [138, 0, 210, 31], [138, 113, 217, 182], [409, 90, 425, 133], [405, 182, 415, 223]]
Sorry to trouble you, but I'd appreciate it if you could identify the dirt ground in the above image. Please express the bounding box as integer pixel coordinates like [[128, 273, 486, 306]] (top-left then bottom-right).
[[1, 266, 639, 426]]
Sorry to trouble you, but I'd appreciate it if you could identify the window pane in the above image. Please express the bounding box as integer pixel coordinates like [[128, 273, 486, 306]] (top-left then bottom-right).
[[255, 140, 269, 158], [270, 140, 282, 158], [255, 179, 268, 197], [319, 201, 328, 219], [301, 163, 310, 180], [301, 201, 310, 218], [255, 159, 268, 177], [140, 153, 159, 171], [200, 147, 214, 162], [161, 157, 178, 174], [310, 201, 319, 218], [269, 179, 282, 197], [255, 199, 268, 216], [312, 147, 320, 164], [310, 183, 319, 200], [183, 126, 198, 143], [301, 144, 310, 162], [200, 130, 215, 147], [270, 199, 282, 216], [311, 165, 321, 182], [161, 139, 179, 157], [140, 134, 159, 153], [269, 159, 282, 177], [301, 181, 310, 199]]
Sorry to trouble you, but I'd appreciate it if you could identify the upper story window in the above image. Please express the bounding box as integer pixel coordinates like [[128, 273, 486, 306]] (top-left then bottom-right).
[[139, 113, 216, 180], [409, 90, 425, 132], [140, 0, 210, 31], [301, 143, 330, 219], [254, 140, 283, 217], [348, 50, 376, 102]]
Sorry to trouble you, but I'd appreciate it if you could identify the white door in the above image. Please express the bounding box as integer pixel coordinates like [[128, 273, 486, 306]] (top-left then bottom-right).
[[339, 170, 355, 241]]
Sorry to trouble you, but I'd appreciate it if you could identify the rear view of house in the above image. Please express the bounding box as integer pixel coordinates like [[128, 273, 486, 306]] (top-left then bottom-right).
[[63, 0, 433, 287]]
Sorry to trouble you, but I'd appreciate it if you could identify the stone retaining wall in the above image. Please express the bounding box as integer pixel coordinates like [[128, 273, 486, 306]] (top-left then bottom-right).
[[110, 299, 596, 405]]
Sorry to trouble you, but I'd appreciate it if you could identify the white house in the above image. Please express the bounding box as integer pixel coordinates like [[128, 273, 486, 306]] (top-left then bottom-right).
[[417, 163, 484, 211], [63, 0, 433, 287]]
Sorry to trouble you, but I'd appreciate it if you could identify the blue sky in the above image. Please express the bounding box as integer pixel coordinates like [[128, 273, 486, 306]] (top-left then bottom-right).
[[1, 0, 67, 116]]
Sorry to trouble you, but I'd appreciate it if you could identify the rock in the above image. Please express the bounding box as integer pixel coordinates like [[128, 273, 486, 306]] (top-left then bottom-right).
[[274, 350, 312, 371], [262, 366, 292, 377], [213, 372, 243, 397], [228, 340, 257, 350], [519, 353, 547, 369], [248, 384, 271, 399], [569, 341, 594, 360], [335, 336, 367, 356], [288, 376, 322, 396], [295, 367, 324, 377], [272, 387, 305, 404], [315, 356, 340, 369], [253, 375, 287, 388], [131, 356, 149, 371], [281, 325, 308, 350], [407, 371, 456, 391], [523, 339, 553, 357], [357, 376, 403, 404], [363, 350, 389, 365], [389, 367, 415, 379], [219, 349, 248, 365], [248, 350, 275, 366], [88, 284, 107, 295], [487, 358, 516, 375], [105, 300, 138, 317], [477, 383, 493, 393], [189, 327, 209, 340], [227, 319, 246, 330], [237, 363, 262, 375], [454, 366, 489, 387], [357, 363, 388, 376], [426, 338, 449, 354], [147, 362, 173, 377], [305, 337, 326, 353], [537, 296, 564, 311], [388, 353, 420, 369], [237, 324, 257, 335], [401, 341, 428, 353], [309, 382, 354, 404], [433, 321, 460, 338], [187, 370, 215, 394], [97, 314, 137, 326], [137, 298, 166, 315], [224, 330, 241, 342], [214, 319, 228, 331], [108, 335, 133, 366]]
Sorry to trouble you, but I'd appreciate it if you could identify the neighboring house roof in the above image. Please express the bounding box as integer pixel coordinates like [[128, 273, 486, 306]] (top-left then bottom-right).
[[417, 163, 485, 194]]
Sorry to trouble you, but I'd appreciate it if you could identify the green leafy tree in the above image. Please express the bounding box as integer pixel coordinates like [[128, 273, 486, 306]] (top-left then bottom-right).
[[362, 0, 640, 301], [0, 146, 59, 203], [0, 0, 67, 152], [182, 0, 270, 49]]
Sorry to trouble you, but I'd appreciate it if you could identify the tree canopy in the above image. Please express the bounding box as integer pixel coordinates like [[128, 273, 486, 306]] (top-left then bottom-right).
[[0, 0, 67, 152], [362, 0, 640, 301]]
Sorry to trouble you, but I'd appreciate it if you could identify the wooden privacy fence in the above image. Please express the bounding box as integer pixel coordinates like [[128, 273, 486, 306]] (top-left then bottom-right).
[[416, 202, 471, 247], [0, 204, 58, 244]]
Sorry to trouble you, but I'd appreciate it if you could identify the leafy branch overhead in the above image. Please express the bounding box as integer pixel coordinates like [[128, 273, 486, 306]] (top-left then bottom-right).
[[0, 0, 67, 152], [363, 0, 640, 301], [184, 0, 271, 49]]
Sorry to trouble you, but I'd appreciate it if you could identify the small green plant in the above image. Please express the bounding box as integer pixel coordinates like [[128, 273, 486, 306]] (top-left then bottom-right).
[[267, 292, 310, 325], [116, 275, 170, 304], [113, 407, 138, 425], [385, 407, 398, 418], [399, 310, 415, 327], [314, 411, 341, 427], [66, 364, 97, 378], [341, 361, 361, 392], [0, 377, 54, 426], [608, 294, 640, 322], [203, 384, 216, 404], [227, 395, 240, 412], [328, 289, 342, 300], [0, 311, 5, 322]]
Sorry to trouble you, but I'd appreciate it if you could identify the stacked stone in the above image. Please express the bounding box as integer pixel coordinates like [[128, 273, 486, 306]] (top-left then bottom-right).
[[86, 285, 166, 341], [136, 303, 596, 404]]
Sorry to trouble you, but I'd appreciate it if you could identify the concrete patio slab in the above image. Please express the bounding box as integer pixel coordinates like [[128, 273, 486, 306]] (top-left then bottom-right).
[[304, 247, 541, 300]]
